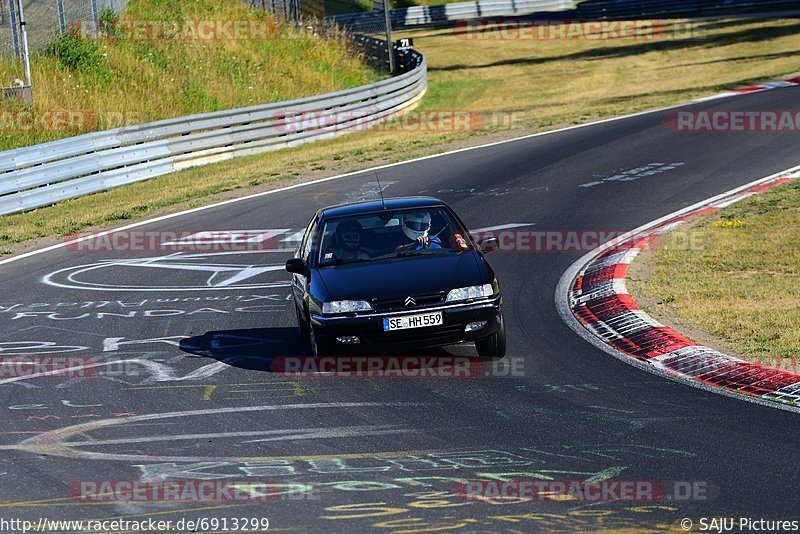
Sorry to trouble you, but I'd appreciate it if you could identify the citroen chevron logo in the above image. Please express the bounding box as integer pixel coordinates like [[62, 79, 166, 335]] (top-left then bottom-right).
[[404, 296, 416, 306]]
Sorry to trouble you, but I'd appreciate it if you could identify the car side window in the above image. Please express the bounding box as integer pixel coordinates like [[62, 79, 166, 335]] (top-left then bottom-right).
[[297, 217, 315, 258], [301, 216, 319, 262]]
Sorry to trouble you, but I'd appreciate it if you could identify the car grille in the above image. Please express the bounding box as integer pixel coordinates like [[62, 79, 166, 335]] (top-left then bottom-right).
[[371, 292, 446, 312], [361, 324, 465, 345]]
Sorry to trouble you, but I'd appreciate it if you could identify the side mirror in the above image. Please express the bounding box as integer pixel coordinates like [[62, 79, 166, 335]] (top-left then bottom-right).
[[479, 237, 499, 254], [285, 258, 307, 274]]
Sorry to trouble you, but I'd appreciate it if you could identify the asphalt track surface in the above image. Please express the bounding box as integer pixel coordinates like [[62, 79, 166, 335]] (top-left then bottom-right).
[[1, 86, 799, 533]]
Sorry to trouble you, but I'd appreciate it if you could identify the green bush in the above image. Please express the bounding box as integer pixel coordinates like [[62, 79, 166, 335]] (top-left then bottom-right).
[[99, 8, 122, 38], [45, 26, 107, 74]]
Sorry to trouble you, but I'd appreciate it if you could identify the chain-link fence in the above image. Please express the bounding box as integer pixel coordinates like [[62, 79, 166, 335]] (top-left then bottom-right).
[[244, 0, 302, 22], [2, 0, 126, 58], [328, 0, 390, 36], [324, 0, 371, 17], [1, 0, 121, 101]]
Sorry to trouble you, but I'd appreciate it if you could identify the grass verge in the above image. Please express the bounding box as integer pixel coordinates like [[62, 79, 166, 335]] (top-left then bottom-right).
[[2, 16, 799, 254], [628, 180, 800, 367], [0, 0, 381, 150]]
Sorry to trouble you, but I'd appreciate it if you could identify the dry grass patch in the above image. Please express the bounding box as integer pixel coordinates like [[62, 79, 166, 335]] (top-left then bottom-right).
[[629, 180, 800, 365]]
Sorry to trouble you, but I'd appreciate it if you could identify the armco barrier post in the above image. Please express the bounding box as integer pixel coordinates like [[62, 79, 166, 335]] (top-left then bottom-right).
[[382, 0, 395, 73], [15, 0, 32, 95], [56, 0, 66, 34]]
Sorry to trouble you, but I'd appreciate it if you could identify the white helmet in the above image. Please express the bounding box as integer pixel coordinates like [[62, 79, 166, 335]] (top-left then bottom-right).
[[402, 211, 431, 240]]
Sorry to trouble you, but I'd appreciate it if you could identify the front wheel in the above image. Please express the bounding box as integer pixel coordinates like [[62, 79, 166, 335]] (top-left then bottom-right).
[[310, 326, 334, 357], [475, 315, 506, 359], [296, 304, 310, 342]]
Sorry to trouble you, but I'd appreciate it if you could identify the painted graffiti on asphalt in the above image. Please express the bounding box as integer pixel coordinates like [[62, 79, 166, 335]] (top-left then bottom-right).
[[42, 251, 290, 292], [0, 294, 290, 321]]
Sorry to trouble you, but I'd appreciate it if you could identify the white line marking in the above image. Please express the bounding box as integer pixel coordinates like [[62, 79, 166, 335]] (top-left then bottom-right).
[[280, 230, 306, 243], [63, 425, 406, 446], [5, 402, 428, 462], [555, 163, 800, 414]]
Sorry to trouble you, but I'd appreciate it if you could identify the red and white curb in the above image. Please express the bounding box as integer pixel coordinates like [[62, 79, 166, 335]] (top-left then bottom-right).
[[694, 76, 800, 102], [556, 164, 800, 412]]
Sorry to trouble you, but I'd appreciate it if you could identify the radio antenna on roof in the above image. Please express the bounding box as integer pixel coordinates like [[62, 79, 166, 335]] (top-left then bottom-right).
[[373, 170, 387, 209]]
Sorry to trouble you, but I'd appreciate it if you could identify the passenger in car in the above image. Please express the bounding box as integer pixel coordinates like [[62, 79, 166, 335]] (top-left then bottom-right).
[[323, 219, 369, 261]]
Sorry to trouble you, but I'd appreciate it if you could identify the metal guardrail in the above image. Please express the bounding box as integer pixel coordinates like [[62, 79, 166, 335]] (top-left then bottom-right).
[[0, 40, 426, 216], [1, 84, 31, 103], [574, 0, 800, 18], [328, 0, 574, 31]]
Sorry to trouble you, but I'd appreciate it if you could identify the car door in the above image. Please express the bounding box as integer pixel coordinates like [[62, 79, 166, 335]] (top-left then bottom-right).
[[291, 215, 318, 314]]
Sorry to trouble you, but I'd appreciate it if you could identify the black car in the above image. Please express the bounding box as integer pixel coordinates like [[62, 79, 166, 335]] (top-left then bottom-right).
[[286, 197, 505, 358]]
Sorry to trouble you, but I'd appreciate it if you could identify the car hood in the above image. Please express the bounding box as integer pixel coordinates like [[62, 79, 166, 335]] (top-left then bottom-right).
[[315, 252, 488, 301]]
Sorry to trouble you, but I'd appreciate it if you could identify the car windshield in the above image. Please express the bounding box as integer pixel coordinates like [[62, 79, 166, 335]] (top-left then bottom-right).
[[317, 207, 473, 266]]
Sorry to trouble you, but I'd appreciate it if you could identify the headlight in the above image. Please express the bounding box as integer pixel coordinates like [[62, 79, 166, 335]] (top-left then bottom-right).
[[322, 300, 373, 314], [445, 283, 495, 302]]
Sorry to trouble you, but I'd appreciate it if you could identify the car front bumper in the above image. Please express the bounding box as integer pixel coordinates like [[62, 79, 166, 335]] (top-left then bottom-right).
[[310, 294, 502, 350]]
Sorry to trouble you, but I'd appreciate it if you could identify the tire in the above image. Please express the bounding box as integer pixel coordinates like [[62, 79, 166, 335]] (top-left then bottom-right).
[[475, 315, 506, 360], [310, 326, 333, 358], [296, 304, 310, 342]]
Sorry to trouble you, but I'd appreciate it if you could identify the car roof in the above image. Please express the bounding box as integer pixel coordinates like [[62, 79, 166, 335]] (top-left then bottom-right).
[[318, 196, 448, 219]]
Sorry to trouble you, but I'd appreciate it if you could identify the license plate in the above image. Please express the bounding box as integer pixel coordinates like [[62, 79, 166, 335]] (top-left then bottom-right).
[[383, 311, 443, 332]]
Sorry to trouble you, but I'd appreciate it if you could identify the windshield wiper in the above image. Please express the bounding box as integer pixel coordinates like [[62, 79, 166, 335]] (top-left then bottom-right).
[[322, 257, 371, 266], [368, 250, 441, 260], [395, 250, 438, 257]]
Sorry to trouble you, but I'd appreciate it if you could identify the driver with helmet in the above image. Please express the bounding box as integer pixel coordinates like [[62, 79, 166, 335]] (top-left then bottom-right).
[[395, 211, 442, 252], [324, 219, 368, 261]]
